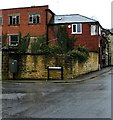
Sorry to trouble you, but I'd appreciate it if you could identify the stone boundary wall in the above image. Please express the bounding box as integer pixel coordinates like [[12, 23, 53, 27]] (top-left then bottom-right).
[[0, 50, 2, 80], [4, 52, 98, 80], [2, 50, 9, 80], [110, 35, 113, 65]]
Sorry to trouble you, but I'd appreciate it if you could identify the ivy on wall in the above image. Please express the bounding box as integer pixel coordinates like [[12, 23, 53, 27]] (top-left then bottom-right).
[[68, 49, 89, 63], [2, 33, 9, 49], [18, 32, 30, 53], [31, 35, 46, 54], [57, 26, 89, 63], [57, 25, 77, 53], [17, 26, 89, 63], [31, 35, 63, 54]]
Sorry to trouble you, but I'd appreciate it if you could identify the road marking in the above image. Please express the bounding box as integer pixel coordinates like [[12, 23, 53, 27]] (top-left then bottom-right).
[[2, 71, 111, 85]]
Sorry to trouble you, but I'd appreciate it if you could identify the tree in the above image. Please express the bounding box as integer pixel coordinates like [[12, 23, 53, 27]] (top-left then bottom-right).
[[57, 25, 77, 53]]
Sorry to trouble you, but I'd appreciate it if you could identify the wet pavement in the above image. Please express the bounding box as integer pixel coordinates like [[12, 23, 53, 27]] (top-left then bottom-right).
[[1, 68, 112, 119]]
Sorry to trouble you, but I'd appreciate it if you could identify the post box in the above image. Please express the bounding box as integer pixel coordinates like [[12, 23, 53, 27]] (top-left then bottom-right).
[[9, 60, 18, 73]]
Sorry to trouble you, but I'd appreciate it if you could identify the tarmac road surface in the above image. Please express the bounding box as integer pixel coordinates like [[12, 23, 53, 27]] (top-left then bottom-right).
[[2, 69, 112, 119]]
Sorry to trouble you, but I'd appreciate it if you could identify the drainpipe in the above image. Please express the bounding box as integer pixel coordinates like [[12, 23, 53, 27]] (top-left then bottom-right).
[[98, 38, 101, 70], [98, 45, 101, 70], [45, 10, 49, 45]]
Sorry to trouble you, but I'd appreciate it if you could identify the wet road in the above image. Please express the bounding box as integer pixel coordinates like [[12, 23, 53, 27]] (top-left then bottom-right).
[[2, 70, 112, 118]]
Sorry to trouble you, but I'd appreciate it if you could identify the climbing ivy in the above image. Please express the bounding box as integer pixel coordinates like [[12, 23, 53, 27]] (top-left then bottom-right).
[[57, 25, 77, 53], [18, 33, 30, 53], [31, 35, 46, 53], [31, 35, 63, 54], [68, 46, 89, 63], [17, 29, 89, 63]]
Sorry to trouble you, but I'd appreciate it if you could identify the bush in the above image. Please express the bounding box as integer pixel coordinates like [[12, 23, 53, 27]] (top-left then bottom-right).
[[57, 26, 77, 53], [68, 50, 89, 63], [31, 35, 63, 54], [38, 45, 63, 54], [78, 45, 89, 54], [18, 34, 30, 53], [17, 33, 89, 64], [47, 45, 63, 54], [31, 35, 46, 53]]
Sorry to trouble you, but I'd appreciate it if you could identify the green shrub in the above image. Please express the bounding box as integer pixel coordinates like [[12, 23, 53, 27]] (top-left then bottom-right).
[[31, 35, 63, 54], [47, 45, 63, 54], [78, 45, 89, 54], [17, 33, 89, 64], [31, 35, 46, 53], [77, 51, 89, 63], [67, 50, 89, 63], [18, 33, 30, 53], [57, 26, 77, 53]]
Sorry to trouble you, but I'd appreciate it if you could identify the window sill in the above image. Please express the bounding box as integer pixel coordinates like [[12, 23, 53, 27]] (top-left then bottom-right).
[[72, 32, 82, 35], [8, 24, 20, 26], [9, 45, 18, 47], [91, 34, 99, 36], [28, 23, 40, 25]]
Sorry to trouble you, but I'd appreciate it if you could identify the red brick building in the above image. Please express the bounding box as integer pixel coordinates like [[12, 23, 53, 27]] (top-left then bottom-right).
[[47, 14, 109, 68], [48, 14, 104, 51], [0, 5, 54, 46], [0, 6, 109, 68]]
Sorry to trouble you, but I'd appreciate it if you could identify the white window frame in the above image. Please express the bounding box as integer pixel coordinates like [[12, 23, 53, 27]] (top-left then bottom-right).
[[91, 25, 98, 36], [29, 14, 40, 24], [0, 16, 2, 26], [0, 36, 2, 45], [9, 15, 19, 25], [99, 27, 101, 36], [9, 34, 19, 46], [72, 24, 82, 34]]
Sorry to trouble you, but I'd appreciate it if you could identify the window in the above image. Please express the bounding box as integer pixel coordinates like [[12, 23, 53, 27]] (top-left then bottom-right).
[[91, 25, 98, 35], [0, 16, 2, 26], [29, 14, 40, 24], [99, 27, 101, 35], [72, 24, 82, 34], [9, 35, 19, 46], [9, 16, 19, 25]]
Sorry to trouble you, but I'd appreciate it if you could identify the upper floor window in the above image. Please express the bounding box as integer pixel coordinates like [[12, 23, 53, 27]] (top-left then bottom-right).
[[9, 15, 19, 25], [9, 34, 19, 46], [99, 27, 101, 36], [29, 14, 40, 24], [72, 24, 82, 34], [0, 16, 2, 26], [91, 25, 98, 36]]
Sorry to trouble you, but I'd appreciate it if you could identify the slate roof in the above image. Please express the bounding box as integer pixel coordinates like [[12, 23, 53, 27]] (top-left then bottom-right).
[[110, 28, 113, 34], [49, 14, 98, 24]]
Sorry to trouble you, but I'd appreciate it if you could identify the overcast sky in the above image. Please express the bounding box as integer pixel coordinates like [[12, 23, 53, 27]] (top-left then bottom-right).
[[0, 0, 112, 29]]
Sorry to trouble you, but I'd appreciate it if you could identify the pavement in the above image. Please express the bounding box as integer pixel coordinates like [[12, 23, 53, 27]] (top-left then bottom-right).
[[2, 66, 113, 84]]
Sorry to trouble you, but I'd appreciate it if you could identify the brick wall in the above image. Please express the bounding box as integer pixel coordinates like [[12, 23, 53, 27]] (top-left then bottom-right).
[[1, 6, 49, 45], [48, 23, 101, 52], [0, 50, 2, 80]]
